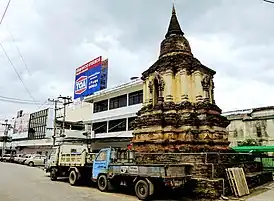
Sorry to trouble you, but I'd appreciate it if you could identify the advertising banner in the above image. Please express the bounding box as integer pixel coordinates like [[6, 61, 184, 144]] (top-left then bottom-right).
[[101, 58, 108, 90], [12, 113, 30, 139], [74, 56, 108, 99]]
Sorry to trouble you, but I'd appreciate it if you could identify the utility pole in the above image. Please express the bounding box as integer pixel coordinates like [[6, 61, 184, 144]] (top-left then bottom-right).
[[58, 96, 73, 138], [1, 119, 11, 157], [48, 98, 62, 146]]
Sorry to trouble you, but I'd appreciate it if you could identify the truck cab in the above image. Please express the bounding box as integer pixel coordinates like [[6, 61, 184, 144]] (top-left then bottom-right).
[[92, 148, 193, 200], [92, 148, 111, 181], [46, 144, 95, 184]]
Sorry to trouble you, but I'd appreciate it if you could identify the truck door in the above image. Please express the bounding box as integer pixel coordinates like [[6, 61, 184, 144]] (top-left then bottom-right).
[[92, 149, 110, 181], [48, 147, 58, 167]]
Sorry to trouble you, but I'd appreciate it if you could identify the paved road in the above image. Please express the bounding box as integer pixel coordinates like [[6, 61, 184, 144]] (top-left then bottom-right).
[[0, 162, 137, 201]]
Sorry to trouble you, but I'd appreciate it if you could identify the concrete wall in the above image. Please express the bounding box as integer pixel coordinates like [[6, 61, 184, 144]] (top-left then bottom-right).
[[91, 104, 141, 123], [225, 108, 274, 146], [56, 101, 92, 123]]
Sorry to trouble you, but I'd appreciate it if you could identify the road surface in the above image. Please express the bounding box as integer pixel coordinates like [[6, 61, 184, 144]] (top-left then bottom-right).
[[0, 162, 137, 201]]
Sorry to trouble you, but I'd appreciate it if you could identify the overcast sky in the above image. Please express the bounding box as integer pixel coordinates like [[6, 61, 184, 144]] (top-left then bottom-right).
[[0, 0, 274, 121]]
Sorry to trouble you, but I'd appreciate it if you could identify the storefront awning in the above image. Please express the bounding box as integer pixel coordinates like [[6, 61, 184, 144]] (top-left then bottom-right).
[[232, 146, 274, 153]]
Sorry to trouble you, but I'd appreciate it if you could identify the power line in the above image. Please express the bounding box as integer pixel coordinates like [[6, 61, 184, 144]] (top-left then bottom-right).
[[6, 25, 31, 75], [0, 42, 37, 104], [263, 0, 274, 3], [0, 95, 38, 102], [0, 0, 40, 108], [0, 98, 46, 105], [0, 0, 11, 25], [0, 95, 48, 105]]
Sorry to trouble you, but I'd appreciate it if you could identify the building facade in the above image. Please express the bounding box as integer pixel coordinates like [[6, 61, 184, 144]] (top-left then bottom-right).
[[11, 108, 54, 155], [223, 106, 274, 147], [84, 78, 143, 150]]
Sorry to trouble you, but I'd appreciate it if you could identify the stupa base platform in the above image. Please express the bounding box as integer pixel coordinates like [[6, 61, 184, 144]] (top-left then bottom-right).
[[133, 152, 273, 199]]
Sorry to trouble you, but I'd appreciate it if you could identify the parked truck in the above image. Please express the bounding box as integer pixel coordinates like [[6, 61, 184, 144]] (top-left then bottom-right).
[[46, 144, 96, 185], [47, 145, 193, 200]]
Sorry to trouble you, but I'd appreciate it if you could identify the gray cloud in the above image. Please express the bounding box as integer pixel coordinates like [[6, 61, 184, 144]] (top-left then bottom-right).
[[0, 0, 274, 120]]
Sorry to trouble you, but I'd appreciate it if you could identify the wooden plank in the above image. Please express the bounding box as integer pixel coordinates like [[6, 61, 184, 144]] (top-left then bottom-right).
[[226, 168, 249, 197], [236, 168, 246, 196], [226, 169, 235, 196], [230, 168, 240, 196], [227, 168, 238, 197], [239, 168, 250, 195], [233, 168, 241, 196]]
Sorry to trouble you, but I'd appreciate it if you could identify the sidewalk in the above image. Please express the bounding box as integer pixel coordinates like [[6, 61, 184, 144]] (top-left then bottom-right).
[[245, 183, 274, 201]]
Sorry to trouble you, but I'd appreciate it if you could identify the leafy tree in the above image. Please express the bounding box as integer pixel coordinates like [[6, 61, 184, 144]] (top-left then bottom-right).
[[238, 139, 260, 146]]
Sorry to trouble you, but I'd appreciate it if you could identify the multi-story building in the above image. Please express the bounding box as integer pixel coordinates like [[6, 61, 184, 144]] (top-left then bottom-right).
[[84, 77, 143, 151], [11, 108, 54, 155], [223, 106, 274, 147], [28, 108, 53, 140]]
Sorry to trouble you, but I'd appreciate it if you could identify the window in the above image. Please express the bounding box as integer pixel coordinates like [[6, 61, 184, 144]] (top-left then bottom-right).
[[129, 90, 143, 105], [108, 119, 126, 132], [128, 117, 137, 130], [96, 151, 107, 161], [93, 121, 107, 134], [109, 95, 127, 110], [71, 149, 77, 153], [94, 100, 108, 113], [256, 126, 262, 137]]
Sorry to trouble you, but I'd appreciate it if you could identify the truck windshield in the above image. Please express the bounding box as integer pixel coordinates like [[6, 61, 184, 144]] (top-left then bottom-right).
[[96, 151, 107, 161]]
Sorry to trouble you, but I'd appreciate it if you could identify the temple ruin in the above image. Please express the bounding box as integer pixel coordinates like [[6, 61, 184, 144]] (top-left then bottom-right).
[[132, 5, 230, 153], [132, 5, 273, 199]]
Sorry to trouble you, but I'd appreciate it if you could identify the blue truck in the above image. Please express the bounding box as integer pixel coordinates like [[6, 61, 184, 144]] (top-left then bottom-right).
[[47, 145, 193, 200], [92, 147, 193, 200]]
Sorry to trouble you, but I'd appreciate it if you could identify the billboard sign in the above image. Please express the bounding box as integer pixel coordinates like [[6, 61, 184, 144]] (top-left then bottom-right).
[[12, 113, 30, 139], [74, 56, 108, 99]]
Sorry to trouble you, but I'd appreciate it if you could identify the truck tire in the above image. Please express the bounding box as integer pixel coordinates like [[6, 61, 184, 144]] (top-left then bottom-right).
[[135, 179, 150, 200], [50, 168, 58, 181], [69, 170, 78, 186], [28, 162, 34, 167], [97, 174, 108, 192]]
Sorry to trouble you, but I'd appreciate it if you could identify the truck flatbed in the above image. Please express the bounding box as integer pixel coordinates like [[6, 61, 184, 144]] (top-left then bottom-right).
[[108, 163, 193, 178]]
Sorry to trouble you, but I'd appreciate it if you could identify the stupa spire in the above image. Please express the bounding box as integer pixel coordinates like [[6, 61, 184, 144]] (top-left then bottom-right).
[[165, 3, 184, 38]]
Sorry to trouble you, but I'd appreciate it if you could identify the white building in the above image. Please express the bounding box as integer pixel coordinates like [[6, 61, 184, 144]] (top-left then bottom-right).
[[223, 106, 274, 147], [84, 77, 143, 150]]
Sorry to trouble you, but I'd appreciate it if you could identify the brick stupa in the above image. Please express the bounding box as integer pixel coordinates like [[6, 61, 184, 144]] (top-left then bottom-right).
[[131, 5, 273, 199], [132, 5, 230, 153]]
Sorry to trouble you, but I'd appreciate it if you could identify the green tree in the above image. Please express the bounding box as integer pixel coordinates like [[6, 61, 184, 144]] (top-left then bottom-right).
[[238, 139, 260, 146]]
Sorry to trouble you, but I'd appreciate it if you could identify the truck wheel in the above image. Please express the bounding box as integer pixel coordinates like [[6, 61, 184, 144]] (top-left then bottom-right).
[[97, 174, 108, 192], [50, 168, 58, 181], [69, 170, 78, 186], [135, 179, 149, 200], [29, 162, 34, 167]]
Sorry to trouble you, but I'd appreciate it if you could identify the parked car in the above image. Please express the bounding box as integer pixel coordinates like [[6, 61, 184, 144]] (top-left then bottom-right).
[[24, 155, 46, 166], [0, 154, 12, 162], [13, 154, 24, 163], [17, 154, 35, 164]]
